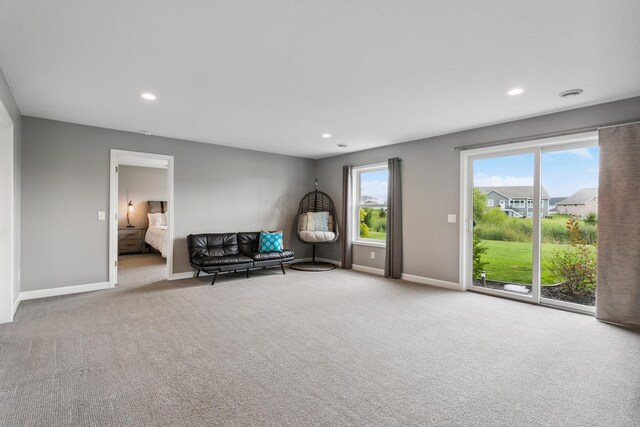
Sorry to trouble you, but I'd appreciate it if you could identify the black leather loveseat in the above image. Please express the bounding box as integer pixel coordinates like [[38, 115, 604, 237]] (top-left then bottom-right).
[[187, 232, 295, 285]]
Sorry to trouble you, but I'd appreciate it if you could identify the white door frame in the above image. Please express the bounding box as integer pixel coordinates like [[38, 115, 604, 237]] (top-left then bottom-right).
[[109, 149, 174, 287], [0, 100, 15, 323], [459, 131, 598, 312]]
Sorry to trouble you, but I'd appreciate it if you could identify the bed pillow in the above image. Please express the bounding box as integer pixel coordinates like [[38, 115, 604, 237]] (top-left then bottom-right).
[[259, 231, 283, 253], [304, 211, 330, 232]]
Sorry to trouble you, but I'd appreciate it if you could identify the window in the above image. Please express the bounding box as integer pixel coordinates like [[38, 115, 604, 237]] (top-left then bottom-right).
[[487, 199, 495, 207], [511, 199, 525, 208], [353, 163, 388, 245]]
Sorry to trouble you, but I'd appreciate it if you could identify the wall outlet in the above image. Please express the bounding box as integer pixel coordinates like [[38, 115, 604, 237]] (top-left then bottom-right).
[[371, 251, 375, 259], [447, 214, 457, 223], [98, 211, 106, 221]]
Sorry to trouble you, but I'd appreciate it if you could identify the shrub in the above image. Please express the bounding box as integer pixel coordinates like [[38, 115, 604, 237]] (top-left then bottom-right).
[[372, 217, 387, 232], [548, 219, 597, 296], [548, 247, 596, 295], [474, 215, 598, 245], [541, 222, 570, 244], [362, 207, 374, 228], [584, 212, 598, 226], [473, 189, 487, 222], [474, 217, 532, 242], [359, 208, 370, 237], [475, 223, 529, 242], [483, 207, 508, 225], [473, 233, 488, 279]]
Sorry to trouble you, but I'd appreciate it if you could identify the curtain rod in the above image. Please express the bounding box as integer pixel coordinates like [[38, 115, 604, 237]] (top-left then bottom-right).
[[454, 119, 640, 151]]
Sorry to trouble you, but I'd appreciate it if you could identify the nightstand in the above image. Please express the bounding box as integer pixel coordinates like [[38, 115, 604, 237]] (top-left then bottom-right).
[[118, 227, 147, 254]]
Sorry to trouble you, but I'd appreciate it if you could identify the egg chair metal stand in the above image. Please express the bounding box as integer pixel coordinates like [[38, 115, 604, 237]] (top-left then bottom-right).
[[290, 180, 339, 272]]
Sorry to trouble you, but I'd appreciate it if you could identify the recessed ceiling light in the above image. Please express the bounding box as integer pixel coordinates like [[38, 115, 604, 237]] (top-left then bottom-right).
[[559, 88, 584, 98], [141, 92, 157, 100], [507, 88, 524, 96], [322, 133, 331, 138], [337, 144, 347, 148]]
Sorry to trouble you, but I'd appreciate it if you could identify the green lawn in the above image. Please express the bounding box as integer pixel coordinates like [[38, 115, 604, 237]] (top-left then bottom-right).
[[368, 231, 386, 240], [479, 239, 573, 285]]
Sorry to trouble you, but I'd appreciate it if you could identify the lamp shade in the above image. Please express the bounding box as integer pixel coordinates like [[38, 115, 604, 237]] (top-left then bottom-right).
[[127, 201, 135, 215]]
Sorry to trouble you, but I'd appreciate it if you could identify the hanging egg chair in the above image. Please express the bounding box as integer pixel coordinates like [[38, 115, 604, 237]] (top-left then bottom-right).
[[290, 179, 339, 271]]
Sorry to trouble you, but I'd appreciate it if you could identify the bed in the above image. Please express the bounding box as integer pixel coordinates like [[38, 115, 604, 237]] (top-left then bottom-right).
[[145, 200, 168, 258]]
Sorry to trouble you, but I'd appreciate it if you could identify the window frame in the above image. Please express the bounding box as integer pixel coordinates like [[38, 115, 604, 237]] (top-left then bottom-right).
[[352, 162, 388, 247], [459, 130, 598, 315], [487, 199, 494, 207]]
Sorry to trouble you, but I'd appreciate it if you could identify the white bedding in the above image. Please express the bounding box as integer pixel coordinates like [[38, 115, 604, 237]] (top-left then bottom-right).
[[145, 226, 167, 258]]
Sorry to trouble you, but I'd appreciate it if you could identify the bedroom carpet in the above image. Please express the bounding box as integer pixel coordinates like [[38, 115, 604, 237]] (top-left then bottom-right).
[[117, 253, 167, 285], [1, 266, 639, 426]]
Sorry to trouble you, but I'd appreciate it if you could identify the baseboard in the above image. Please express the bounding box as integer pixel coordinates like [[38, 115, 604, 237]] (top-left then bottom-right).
[[400, 273, 462, 291], [348, 265, 461, 291], [352, 264, 384, 276], [20, 281, 110, 301], [169, 271, 194, 281], [12, 295, 21, 317]]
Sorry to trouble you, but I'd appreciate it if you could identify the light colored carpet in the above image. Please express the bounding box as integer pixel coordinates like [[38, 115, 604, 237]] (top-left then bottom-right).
[[1, 264, 639, 426], [117, 253, 167, 286]]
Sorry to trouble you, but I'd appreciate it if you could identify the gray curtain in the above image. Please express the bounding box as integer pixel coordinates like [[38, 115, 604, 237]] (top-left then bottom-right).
[[341, 165, 353, 269], [385, 158, 402, 278], [596, 122, 640, 327]]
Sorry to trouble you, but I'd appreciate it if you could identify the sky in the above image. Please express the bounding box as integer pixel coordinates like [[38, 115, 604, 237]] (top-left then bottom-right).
[[360, 170, 389, 202], [474, 147, 599, 197]]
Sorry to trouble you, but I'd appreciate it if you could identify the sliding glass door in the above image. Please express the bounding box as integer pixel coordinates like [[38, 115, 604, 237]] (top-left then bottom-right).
[[540, 145, 599, 309], [461, 133, 598, 313], [472, 152, 535, 299]]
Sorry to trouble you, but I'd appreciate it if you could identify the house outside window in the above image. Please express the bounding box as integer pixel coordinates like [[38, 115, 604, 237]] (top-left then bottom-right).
[[487, 199, 494, 207], [476, 186, 550, 218], [353, 163, 388, 246]]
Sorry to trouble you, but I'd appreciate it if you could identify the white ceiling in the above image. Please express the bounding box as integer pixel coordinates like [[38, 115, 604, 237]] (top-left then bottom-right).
[[1, 1, 639, 159]]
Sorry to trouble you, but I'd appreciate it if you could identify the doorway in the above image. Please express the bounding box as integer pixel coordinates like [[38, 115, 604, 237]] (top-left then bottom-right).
[[0, 100, 15, 323], [460, 132, 599, 314], [109, 150, 174, 288]]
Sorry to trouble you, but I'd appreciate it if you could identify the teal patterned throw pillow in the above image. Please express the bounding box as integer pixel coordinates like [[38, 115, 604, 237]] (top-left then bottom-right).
[[259, 231, 283, 253]]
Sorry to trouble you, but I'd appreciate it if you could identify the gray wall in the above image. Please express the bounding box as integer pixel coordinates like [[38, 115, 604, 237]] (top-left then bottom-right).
[[316, 97, 640, 283], [0, 67, 21, 304], [17, 96, 640, 291], [118, 166, 168, 228], [21, 117, 315, 291]]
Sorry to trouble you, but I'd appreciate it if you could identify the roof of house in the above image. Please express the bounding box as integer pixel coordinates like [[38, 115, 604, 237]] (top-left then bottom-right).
[[476, 186, 550, 200], [556, 188, 598, 205], [549, 197, 567, 206]]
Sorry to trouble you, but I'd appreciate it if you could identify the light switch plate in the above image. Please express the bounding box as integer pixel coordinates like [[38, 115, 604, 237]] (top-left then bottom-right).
[[447, 214, 456, 223], [370, 251, 375, 259], [98, 211, 106, 220]]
